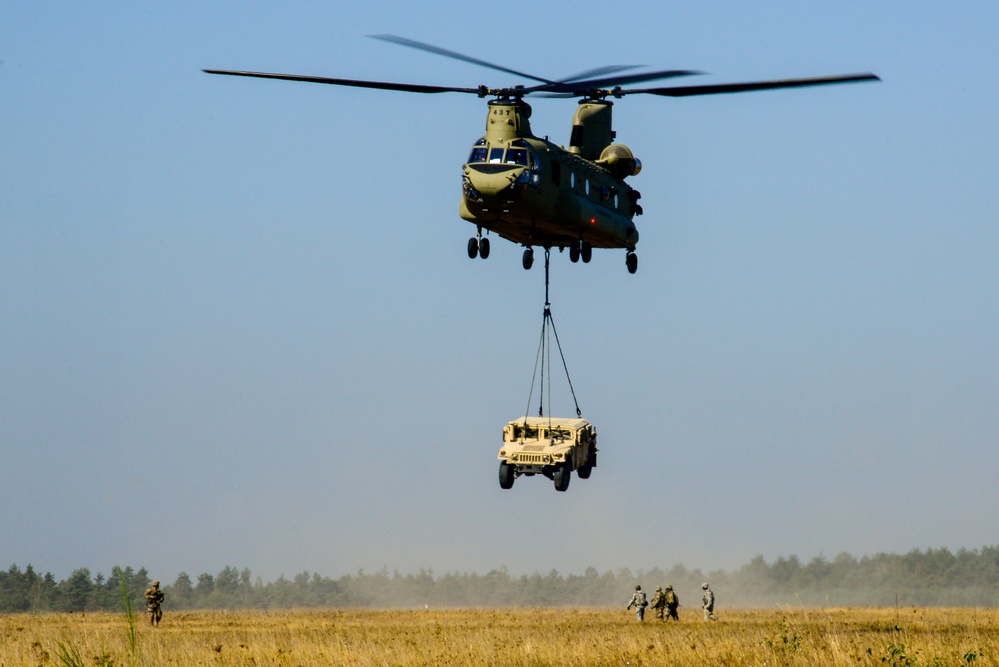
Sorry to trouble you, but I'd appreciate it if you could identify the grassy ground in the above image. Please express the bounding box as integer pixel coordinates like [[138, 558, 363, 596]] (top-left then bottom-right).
[[1, 606, 995, 666]]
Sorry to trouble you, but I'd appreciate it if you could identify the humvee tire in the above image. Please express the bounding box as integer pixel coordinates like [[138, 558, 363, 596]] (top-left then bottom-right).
[[553, 463, 570, 492], [498, 461, 515, 489]]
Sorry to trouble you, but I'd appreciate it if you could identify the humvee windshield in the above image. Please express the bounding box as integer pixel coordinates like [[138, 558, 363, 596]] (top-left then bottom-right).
[[511, 424, 538, 440]]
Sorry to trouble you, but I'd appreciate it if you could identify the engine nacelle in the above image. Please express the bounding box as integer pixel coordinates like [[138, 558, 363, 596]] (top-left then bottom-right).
[[596, 144, 642, 179]]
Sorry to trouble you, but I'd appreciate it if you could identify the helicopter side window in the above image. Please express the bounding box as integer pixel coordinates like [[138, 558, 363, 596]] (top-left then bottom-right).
[[468, 147, 488, 163], [489, 148, 505, 163]]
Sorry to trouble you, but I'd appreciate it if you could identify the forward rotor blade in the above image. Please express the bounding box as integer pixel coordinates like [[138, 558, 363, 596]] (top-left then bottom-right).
[[370, 34, 558, 86], [203, 69, 482, 95], [626, 72, 880, 97]]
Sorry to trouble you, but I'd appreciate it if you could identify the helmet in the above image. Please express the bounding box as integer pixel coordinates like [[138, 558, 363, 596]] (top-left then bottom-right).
[[702, 582, 709, 589], [666, 584, 673, 590], [656, 585, 662, 590], [152, 581, 160, 587], [635, 585, 641, 590]]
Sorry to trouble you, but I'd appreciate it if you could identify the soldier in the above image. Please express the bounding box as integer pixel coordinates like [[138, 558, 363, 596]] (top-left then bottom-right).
[[649, 585, 666, 620], [701, 582, 717, 621], [664, 584, 680, 621], [626, 585, 648, 621], [144, 580, 165, 626]]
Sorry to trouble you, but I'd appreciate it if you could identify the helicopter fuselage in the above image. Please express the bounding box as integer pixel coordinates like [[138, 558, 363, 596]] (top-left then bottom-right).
[[204, 37, 877, 275], [459, 99, 641, 255]]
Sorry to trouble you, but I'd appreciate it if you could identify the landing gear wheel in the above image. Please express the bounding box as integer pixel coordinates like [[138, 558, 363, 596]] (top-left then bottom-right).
[[553, 462, 571, 492], [569, 244, 580, 263], [581, 241, 593, 264], [478, 237, 490, 259], [626, 251, 638, 274], [498, 461, 515, 489], [467, 237, 479, 259], [522, 247, 534, 270]]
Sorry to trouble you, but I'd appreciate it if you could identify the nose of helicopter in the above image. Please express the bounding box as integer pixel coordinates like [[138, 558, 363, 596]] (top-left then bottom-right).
[[463, 163, 527, 199]]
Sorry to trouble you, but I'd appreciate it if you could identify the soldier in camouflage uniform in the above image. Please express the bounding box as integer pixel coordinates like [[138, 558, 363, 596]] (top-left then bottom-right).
[[626, 585, 648, 621], [649, 585, 666, 620], [144, 580, 165, 626], [701, 582, 717, 621], [664, 584, 680, 621]]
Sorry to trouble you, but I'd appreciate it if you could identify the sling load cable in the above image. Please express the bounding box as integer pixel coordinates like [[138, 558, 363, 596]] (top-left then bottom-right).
[[520, 248, 582, 441]]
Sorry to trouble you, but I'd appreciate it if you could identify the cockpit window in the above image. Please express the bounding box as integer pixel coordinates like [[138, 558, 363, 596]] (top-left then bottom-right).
[[468, 146, 488, 163], [489, 147, 505, 163], [509, 139, 538, 169], [467, 138, 488, 163], [506, 148, 528, 165]]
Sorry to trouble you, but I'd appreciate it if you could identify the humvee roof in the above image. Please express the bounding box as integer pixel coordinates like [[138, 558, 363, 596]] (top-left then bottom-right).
[[505, 416, 590, 430]]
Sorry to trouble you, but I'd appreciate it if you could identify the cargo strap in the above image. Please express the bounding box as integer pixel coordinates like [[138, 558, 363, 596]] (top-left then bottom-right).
[[523, 248, 582, 423]]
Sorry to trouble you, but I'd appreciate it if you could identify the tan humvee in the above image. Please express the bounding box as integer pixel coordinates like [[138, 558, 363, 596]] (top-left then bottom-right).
[[497, 416, 597, 492]]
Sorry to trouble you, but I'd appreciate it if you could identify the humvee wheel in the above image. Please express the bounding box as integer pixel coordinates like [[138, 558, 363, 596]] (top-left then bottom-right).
[[553, 463, 571, 492], [522, 247, 534, 270], [479, 237, 490, 259], [577, 461, 592, 479], [467, 237, 479, 259], [498, 461, 515, 489]]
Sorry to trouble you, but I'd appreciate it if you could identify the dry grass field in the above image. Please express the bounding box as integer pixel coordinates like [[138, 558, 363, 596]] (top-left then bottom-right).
[[1, 606, 995, 666]]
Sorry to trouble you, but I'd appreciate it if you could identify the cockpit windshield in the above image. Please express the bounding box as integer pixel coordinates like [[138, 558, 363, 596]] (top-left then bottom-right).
[[466, 138, 538, 170]]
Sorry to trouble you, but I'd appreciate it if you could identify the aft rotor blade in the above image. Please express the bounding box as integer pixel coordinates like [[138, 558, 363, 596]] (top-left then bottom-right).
[[203, 69, 482, 95], [558, 65, 642, 83], [370, 34, 558, 86], [627, 72, 880, 97], [540, 68, 703, 94]]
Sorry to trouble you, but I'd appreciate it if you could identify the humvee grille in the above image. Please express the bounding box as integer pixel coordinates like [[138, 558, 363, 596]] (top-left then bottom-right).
[[518, 453, 548, 464]]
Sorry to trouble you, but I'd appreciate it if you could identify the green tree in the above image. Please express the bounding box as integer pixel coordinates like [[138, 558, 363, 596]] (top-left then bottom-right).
[[90, 571, 119, 610], [194, 573, 214, 605], [60, 568, 94, 611], [169, 572, 194, 608], [0, 564, 31, 612]]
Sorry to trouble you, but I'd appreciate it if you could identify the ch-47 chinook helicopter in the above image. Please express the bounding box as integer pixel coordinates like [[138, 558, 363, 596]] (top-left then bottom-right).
[[205, 35, 878, 274]]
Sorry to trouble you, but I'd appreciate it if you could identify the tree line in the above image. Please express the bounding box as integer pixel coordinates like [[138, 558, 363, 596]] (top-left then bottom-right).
[[3, 546, 999, 612]]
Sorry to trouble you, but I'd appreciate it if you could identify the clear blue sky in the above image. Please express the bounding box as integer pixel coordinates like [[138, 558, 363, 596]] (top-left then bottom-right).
[[3, 2, 997, 583]]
